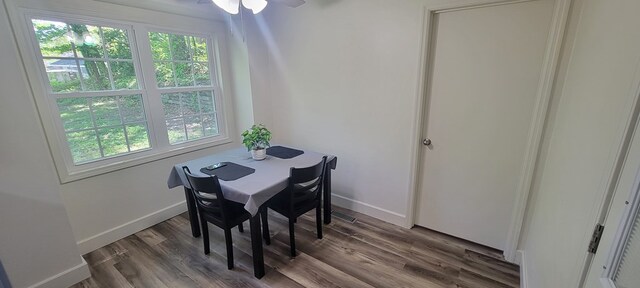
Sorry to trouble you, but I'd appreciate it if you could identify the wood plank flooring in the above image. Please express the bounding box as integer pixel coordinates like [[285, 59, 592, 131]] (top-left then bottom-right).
[[71, 207, 519, 288]]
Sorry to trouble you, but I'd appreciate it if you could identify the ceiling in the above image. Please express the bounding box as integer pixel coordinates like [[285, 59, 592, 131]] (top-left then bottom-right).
[[94, 0, 227, 21]]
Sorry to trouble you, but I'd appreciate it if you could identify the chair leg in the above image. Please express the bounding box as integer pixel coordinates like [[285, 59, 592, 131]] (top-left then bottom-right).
[[224, 228, 234, 269], [200, 215, 210, 255], [316, 204, 323, 239], [261, 209, 271, 245], [289, 219, 296, 257], [238, 222, 244, 233]]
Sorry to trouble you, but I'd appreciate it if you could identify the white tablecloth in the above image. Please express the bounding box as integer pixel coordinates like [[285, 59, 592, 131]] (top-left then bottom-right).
[[167, 146, 333, 216]]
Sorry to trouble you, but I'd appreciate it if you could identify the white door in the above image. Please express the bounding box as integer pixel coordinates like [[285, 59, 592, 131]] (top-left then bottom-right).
[[415, 0, 555, 250], [584, 115, 640, 287]]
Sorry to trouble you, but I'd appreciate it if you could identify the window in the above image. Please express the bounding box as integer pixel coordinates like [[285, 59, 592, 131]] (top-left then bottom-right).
[[26, 15, 229, 181], [32, 19, 150, 164], [149, 32, 220, 144]]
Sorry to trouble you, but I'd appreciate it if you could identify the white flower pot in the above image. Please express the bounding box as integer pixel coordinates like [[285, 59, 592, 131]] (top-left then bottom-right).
[[251, 149, 267, 160]]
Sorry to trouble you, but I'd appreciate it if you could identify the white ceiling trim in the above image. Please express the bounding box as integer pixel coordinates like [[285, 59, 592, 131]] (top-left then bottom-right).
[[94, 0, 227, 21]]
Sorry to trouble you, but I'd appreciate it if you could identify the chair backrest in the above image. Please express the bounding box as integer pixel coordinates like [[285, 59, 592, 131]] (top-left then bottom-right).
[[182, 166, 229, 219], [288, 156, 327, 210]]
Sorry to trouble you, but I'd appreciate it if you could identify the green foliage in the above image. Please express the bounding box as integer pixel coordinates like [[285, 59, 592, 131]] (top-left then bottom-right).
[[50, 78, 82, 93], [66, 124, 150, 163], [111, 61, 137, 89], [31, 20, 218, 162], [170, 34, 191, 61], [103, 27, 131, 59], [160, 91, 218, 145], [33, 20, 71, 56], [57, 95, 150, 163], [149, 32, 211, 88], [241, 124, 272, 151], [32, 19, 137, 92]]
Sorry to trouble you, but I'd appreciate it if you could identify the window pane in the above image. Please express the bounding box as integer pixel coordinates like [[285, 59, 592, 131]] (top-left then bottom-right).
[[81, 60, 111, 90], [45, 59, 81, 92], [69, 24, 103, 58], [169, 34, 191, 61], [175, 63, 194, 87], [162, 90, 217, 144], [185, 116, 203, 140], [98, 127, 128, 156], [119, 95, 145, 123], [149, 32, 170, 60], [199, 91, 215, 113], [32, 19, 138, 94], [111, 61, 137, 89], [102, 27, 131, 59], [32, 20, 73, 57], [193, 37, 208, 62], [203, 113, 218, 136], [155, 62, 174, 88], [126, 124, 150, 151], [194, 62, 210, 86], [151, 32, 212, 89], [161, 93, 181, 118], [67, 130, 101, 163], [57, 98, 92, 131], [181, 92, 199, 116], [58, 94, 149, 162], [167, 118, 186, 144], [91, 96, 120, 127]]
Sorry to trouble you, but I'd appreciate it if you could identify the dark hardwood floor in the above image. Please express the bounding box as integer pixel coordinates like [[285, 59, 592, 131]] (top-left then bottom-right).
[[71, 207, 519, 288]]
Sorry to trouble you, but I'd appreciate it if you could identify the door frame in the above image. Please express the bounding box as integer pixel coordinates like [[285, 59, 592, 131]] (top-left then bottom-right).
[[404, 0, 572, 262]]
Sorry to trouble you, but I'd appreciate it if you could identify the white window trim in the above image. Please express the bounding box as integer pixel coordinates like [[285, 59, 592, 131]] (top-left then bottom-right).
[[16, 9, 234, 183]]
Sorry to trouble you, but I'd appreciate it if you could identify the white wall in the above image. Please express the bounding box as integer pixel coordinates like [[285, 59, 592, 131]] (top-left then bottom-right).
[[245, 1, 640, 286], [243, 0, 446, 225], [228, 14, 256, 136], [3, 0, 253, 256], [518, 0, 640, 287], [6, 0, 640, 286], [0, 0, 89, 287]]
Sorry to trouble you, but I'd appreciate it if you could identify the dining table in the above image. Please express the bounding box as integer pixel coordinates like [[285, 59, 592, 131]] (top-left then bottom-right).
[[167, 145, 337, 278]]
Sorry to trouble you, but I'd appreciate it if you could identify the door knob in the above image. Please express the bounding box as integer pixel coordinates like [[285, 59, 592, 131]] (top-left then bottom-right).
[[423, 138, 432, 146]]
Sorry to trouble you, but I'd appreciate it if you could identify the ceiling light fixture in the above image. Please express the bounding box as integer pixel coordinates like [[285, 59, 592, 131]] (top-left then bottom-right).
[[242, 0, 268, 14], [212, 0, 240, 14], [211, 0, 268, 14]]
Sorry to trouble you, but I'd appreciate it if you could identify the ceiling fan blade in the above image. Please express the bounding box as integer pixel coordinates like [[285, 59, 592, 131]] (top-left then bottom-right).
[[271, 0, 305, 8]]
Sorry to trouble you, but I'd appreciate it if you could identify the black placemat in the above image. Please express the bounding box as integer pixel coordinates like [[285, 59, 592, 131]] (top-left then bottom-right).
[[266, 146, 304, 159], [199, 162, 255, 181]]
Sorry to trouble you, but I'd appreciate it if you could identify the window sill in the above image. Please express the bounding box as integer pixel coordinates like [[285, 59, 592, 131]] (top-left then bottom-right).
[[59, 136, 233, 184]]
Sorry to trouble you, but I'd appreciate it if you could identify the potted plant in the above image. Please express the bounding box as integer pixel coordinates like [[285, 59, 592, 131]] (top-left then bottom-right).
[[241, 124, 272, 160]]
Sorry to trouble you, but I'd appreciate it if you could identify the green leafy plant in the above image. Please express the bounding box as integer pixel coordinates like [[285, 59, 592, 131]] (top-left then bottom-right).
[[241, 124, 272, 151]]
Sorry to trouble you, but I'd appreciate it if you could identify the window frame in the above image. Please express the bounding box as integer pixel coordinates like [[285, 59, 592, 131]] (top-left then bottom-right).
[[20, 10, 232, 183], [28, 16, 155, 165]]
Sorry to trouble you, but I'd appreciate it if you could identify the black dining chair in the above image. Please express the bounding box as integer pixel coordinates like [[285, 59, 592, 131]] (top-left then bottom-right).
[[261, 156, 327, 257], [182, 166, 250, 269]]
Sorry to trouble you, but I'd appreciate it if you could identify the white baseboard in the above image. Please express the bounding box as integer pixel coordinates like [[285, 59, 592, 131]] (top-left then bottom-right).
[[516, 250, 527, 288], [331, 194, 406, 227], [77, 201, 187, 254], [77, 196, 404, 254], [27, 257, 89, 288]]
